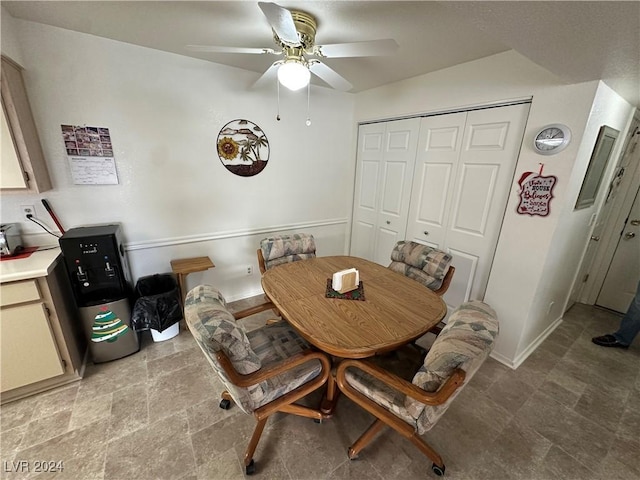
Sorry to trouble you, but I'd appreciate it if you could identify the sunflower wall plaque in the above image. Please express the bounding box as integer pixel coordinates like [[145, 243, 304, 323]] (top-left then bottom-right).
[[217, 119, 270, 177]]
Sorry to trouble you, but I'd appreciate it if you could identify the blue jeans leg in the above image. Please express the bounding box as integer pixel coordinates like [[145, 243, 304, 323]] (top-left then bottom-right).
[[613, 280, 640, 346]]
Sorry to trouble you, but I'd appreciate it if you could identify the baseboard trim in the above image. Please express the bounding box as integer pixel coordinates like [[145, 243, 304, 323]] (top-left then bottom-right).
[[489, 350, 517, 370], [491, 315, 564, 370], [225, 288, 266, 304]]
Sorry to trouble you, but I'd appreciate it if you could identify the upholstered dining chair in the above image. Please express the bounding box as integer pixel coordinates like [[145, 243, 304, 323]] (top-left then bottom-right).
[[389, 240, 455, 338], [388, 240, 455, 296], [257, 233, 317, 322], [336, 301, 498, 476], [184, 284, 332, 475], [257, 233, 317, 274]]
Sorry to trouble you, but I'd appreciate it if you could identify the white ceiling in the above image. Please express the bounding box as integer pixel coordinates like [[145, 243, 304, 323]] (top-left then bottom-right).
[[3, 1, 639, 107]]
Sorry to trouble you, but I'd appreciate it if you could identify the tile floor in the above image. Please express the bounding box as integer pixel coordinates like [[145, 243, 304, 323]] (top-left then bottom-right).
[[1, 300, 638, 480]]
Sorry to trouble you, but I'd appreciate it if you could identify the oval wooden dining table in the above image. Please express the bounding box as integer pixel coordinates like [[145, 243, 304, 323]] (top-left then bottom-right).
[[262, 255, 447, 358], [261, 255, 447, 414]]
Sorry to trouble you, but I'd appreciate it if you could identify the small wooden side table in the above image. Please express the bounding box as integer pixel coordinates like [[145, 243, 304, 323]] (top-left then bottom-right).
[[171, 256, 215, 328]]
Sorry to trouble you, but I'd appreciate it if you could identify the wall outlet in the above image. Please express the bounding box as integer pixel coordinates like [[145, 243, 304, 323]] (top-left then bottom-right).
[[20, 205, 36, 220], [246, 266, 253, 275]]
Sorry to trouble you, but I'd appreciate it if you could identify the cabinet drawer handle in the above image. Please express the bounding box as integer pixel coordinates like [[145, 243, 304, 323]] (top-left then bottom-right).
[[386, 220, 390, 225], [423, 231, 429, 236]]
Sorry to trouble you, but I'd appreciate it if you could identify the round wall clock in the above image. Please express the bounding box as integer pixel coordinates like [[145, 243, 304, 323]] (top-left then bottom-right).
[[533, 124, 571, 155], [217, 119, 270, 177]]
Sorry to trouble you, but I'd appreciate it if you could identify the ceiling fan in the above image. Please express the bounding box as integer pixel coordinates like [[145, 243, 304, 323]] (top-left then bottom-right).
[[186, 2, 398, 92]]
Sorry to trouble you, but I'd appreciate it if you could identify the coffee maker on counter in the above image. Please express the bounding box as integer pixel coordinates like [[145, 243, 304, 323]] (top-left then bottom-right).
[[0, 223, 23, 257], [59, 224, 139, 363]]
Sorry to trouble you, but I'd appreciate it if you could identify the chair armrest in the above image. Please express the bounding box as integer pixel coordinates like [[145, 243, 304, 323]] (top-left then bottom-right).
[[257, 248, 266, 274], [336, 359, 465, 406], [217, 349, 331, 388], [433, 266, 455, 296]]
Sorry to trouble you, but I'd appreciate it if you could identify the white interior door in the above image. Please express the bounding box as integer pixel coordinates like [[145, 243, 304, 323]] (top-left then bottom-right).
[[597, 186, 640, 312], [573, 116, 640, 308], [373, 118, 420, 265], [406, 112, 466, 249], [406, 103, 530, 309], [351, 118, 419, 265], [351, 122, 385, 260], [446, 105, 529, 304]]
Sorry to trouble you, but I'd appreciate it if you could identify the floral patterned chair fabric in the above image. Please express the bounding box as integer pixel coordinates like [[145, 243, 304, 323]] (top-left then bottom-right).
[[336, 300, 498, 476], [258, 233, 316, 273], [184, 284, 331, 474], [388, 240, 452, 292]]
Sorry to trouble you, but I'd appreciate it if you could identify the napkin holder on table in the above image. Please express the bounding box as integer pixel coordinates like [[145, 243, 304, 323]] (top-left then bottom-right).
[[332, 268, 359, 294]]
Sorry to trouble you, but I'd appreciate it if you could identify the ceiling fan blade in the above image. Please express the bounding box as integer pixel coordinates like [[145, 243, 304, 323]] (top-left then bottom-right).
[[251, 61, 281, 89], [186, 45, 278, 55], [309, 61, 353, 92], [313, 39, 398, 58], [258, 2, 300, 46]]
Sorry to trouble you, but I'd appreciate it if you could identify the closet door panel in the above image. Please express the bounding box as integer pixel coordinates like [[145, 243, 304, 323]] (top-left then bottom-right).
[[380, 162, 408, 215], [374, 226, 404, 267], [450, 163, 499, 235], [442, 248, 479, 311], [351, 123, 385, 259], [351, 220, 375, 260], [411, 162, 452, 248], [352, 102, 530, 306], [372, 118, 420, 265], [407, 113, 466, 248], [358, 161, 379, 210], [446, 104, 530, 300]]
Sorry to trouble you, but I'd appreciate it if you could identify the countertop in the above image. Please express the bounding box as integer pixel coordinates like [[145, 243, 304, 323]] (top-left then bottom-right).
[[0, 247, 62, 283]]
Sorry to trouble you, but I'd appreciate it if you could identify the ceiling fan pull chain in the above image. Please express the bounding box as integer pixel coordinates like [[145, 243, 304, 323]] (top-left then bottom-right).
[[306, 82, 311, 127], [276, 78, 281, 121]]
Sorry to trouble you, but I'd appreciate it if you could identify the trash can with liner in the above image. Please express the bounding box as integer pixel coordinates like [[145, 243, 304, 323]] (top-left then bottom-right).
[[131, 273, 182, 341]]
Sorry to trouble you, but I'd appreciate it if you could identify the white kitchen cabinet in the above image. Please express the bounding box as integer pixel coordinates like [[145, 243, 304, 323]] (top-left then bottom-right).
[[0, 55, 52, 193], [1, 300, 65, 391], [0, 254, 85, 403]]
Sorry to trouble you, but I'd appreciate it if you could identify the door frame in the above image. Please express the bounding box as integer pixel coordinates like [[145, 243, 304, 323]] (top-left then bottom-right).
[[578, 110, 640, 305]]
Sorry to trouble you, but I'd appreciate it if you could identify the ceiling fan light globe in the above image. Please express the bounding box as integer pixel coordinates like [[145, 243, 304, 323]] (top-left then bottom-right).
[[277, 61, 310, 91]]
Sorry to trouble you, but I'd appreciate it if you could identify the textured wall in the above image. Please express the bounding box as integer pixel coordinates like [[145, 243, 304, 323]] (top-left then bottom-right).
[[1, 15, 355, 300]]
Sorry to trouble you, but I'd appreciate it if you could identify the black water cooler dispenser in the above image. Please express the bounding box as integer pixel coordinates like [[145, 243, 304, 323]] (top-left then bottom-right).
[[59, 224, 139, 363]]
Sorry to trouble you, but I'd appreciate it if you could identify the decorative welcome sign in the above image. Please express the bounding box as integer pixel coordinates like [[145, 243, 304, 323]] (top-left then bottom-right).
[[516, 164, 557, 217]]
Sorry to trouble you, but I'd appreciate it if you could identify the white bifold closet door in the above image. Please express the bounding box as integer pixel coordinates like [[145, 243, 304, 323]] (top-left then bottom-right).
[[406, 103, 530, 310], [351, 103, 530, 312], [350, 118, 420, 266]]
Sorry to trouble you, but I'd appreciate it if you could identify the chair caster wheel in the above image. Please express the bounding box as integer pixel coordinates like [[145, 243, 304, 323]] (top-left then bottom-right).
[[245, 459, 255, 475], [219, 399, 231, 410], [431, 463, 445, 476]]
